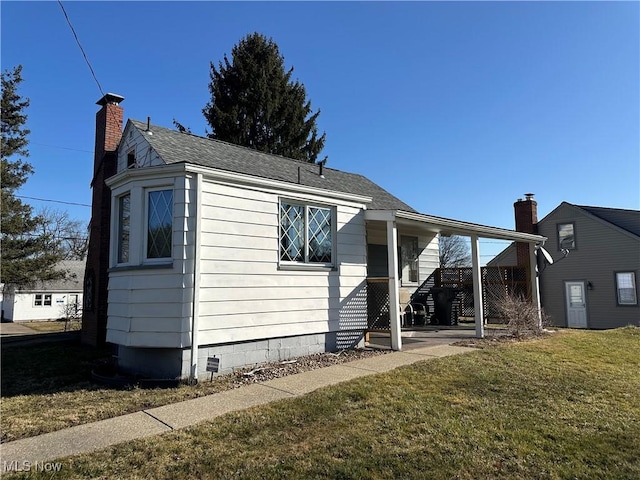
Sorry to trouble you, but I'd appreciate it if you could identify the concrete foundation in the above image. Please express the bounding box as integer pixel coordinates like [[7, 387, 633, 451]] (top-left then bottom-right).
[[115, 330, 366, 380]]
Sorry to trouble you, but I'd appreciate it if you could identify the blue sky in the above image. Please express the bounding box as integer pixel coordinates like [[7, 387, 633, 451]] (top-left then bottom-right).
[[2, 1, 638, 261]]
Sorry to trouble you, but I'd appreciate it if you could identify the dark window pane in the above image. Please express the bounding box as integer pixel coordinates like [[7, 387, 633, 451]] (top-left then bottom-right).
[[147, 190, 173, 259], [280, 203, 304, 262], [308, 207, 332, 263], [118, 194, 131, 263]]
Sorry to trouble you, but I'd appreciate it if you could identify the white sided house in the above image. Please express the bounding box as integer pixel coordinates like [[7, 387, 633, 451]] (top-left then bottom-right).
[[2, 261, 84, 322], [87, 94, 546, 381]]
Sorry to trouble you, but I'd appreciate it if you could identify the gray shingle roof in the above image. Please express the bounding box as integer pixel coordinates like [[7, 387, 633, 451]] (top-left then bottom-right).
[[21, 260, 85, 291], [129, 120, 416, 212], [576, 205, 640, 237]]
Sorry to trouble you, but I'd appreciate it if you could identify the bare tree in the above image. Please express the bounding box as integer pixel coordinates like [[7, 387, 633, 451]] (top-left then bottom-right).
[[34, 207, 89, 260], [439, 235, 471, 267]]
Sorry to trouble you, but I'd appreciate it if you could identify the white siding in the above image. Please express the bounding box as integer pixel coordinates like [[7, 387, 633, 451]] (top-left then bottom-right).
[[117, 124, 164, 172], [106, 174, 196, 348], [106, 174, 369, 349], [197, 181, 368, 345], [418, 234, 439, 281], [6, 291, 82, 322]]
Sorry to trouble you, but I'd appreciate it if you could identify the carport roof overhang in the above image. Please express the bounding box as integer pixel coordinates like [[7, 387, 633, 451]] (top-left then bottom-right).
[[365, 209, 547, 244]]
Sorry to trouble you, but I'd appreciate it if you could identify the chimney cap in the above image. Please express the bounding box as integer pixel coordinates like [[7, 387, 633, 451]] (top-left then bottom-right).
[[524, 193, 535, 201], [96, 93, 125, 106]]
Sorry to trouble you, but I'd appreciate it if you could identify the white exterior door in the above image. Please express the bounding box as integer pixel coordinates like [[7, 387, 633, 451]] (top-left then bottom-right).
[[565, 281, 587, 328]]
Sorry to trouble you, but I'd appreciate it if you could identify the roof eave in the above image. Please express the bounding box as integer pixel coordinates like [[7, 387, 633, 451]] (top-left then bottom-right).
[[365, 209, 547, 244]]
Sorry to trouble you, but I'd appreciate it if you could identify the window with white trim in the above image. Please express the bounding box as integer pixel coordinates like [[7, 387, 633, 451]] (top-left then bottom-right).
[[280, 201, 333, 265], [117, 193, 131, 263], [616, 272, 637, 305], [400, 235, 419, 284], [146, 189, 173, 259], [33, 294, 52, 307]]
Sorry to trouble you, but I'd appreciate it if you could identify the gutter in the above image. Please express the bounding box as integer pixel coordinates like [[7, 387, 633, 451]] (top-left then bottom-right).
[[366, 209, 547, 244]]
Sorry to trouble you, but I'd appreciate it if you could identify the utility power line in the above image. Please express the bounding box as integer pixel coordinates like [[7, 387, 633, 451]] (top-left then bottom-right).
[[57, 0, 105, 97], [16, 195, 91, 208], [32, 142, 93, 153]]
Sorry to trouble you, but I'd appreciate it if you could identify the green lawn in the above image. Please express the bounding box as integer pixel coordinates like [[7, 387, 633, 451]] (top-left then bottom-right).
[[0, 341, 384, 443], [7, 327, 640, 479]]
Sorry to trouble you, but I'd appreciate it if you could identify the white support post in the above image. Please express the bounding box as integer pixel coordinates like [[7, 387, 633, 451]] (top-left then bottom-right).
[[530, 243, 542, 329], [386, 220, 402, 351], [471, 235, 485, 339]]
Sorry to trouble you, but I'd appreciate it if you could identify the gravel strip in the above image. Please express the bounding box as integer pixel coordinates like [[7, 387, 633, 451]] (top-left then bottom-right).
[[218, 348, 392, 387]]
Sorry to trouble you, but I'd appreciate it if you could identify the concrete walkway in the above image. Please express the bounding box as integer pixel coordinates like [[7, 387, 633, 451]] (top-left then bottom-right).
[[0, 322, 39, 336], [0, 344, 474, 470]]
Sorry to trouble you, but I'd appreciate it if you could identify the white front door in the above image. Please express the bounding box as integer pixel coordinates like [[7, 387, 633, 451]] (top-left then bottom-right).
[[565, 281, 588, 328]]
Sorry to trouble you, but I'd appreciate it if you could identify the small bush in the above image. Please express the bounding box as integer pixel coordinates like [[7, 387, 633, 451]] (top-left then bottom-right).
[[494, 293, 549, 339]]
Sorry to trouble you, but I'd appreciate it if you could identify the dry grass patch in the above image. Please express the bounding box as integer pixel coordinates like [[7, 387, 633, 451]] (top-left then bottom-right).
[[19, 320, 81, 333], [1, 341, 387, 443], [6, 327, 640, 479]]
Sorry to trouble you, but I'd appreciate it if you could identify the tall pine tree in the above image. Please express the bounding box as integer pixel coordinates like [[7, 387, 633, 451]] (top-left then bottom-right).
[[1, 65, 64, 290], [203, 33, 326, 163]]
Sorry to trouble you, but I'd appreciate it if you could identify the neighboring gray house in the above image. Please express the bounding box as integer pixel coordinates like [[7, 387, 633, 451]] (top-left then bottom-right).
[[1, 261, 84, 322], [84, 94, 545, 381], [491, 199, 640, 329]]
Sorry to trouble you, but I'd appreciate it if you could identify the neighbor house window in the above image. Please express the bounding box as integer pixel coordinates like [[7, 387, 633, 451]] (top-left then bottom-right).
[[147, 189, 173, 259], [400, 235, 419, 283], [117, 194, 131, 263], [557, 223, 575, 250], [280, 201, 332, 265], [616, 272, 637, 305], [33, 294, 52, 307]]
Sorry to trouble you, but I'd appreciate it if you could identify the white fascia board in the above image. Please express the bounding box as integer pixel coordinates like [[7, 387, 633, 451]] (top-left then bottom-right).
[[106, 163, 188, 189], [184, 164, 373, 207], [371, 210, 546, 244], [364, 210, 396, 222]]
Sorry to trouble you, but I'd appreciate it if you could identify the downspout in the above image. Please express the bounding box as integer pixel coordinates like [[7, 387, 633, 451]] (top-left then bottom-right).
[[189, 173, 203, 384]]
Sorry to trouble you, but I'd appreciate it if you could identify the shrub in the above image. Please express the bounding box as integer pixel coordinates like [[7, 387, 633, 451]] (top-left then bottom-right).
[[494, 292, 549, 339]]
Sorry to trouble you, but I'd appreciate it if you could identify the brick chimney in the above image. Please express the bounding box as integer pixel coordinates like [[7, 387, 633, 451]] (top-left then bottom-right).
[[514, 193, 538, 267], [82, 93, 124, 346]]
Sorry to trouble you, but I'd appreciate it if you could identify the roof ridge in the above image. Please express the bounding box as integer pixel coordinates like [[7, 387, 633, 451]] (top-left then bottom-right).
[[574, 204, 640, 214], [126, 118, 417, 213], [129, 118, 340, 170]]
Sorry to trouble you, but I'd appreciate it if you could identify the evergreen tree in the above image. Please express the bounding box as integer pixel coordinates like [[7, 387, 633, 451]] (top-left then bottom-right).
[[203, 33, 326, 163], [1, 65, 64, 290]]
